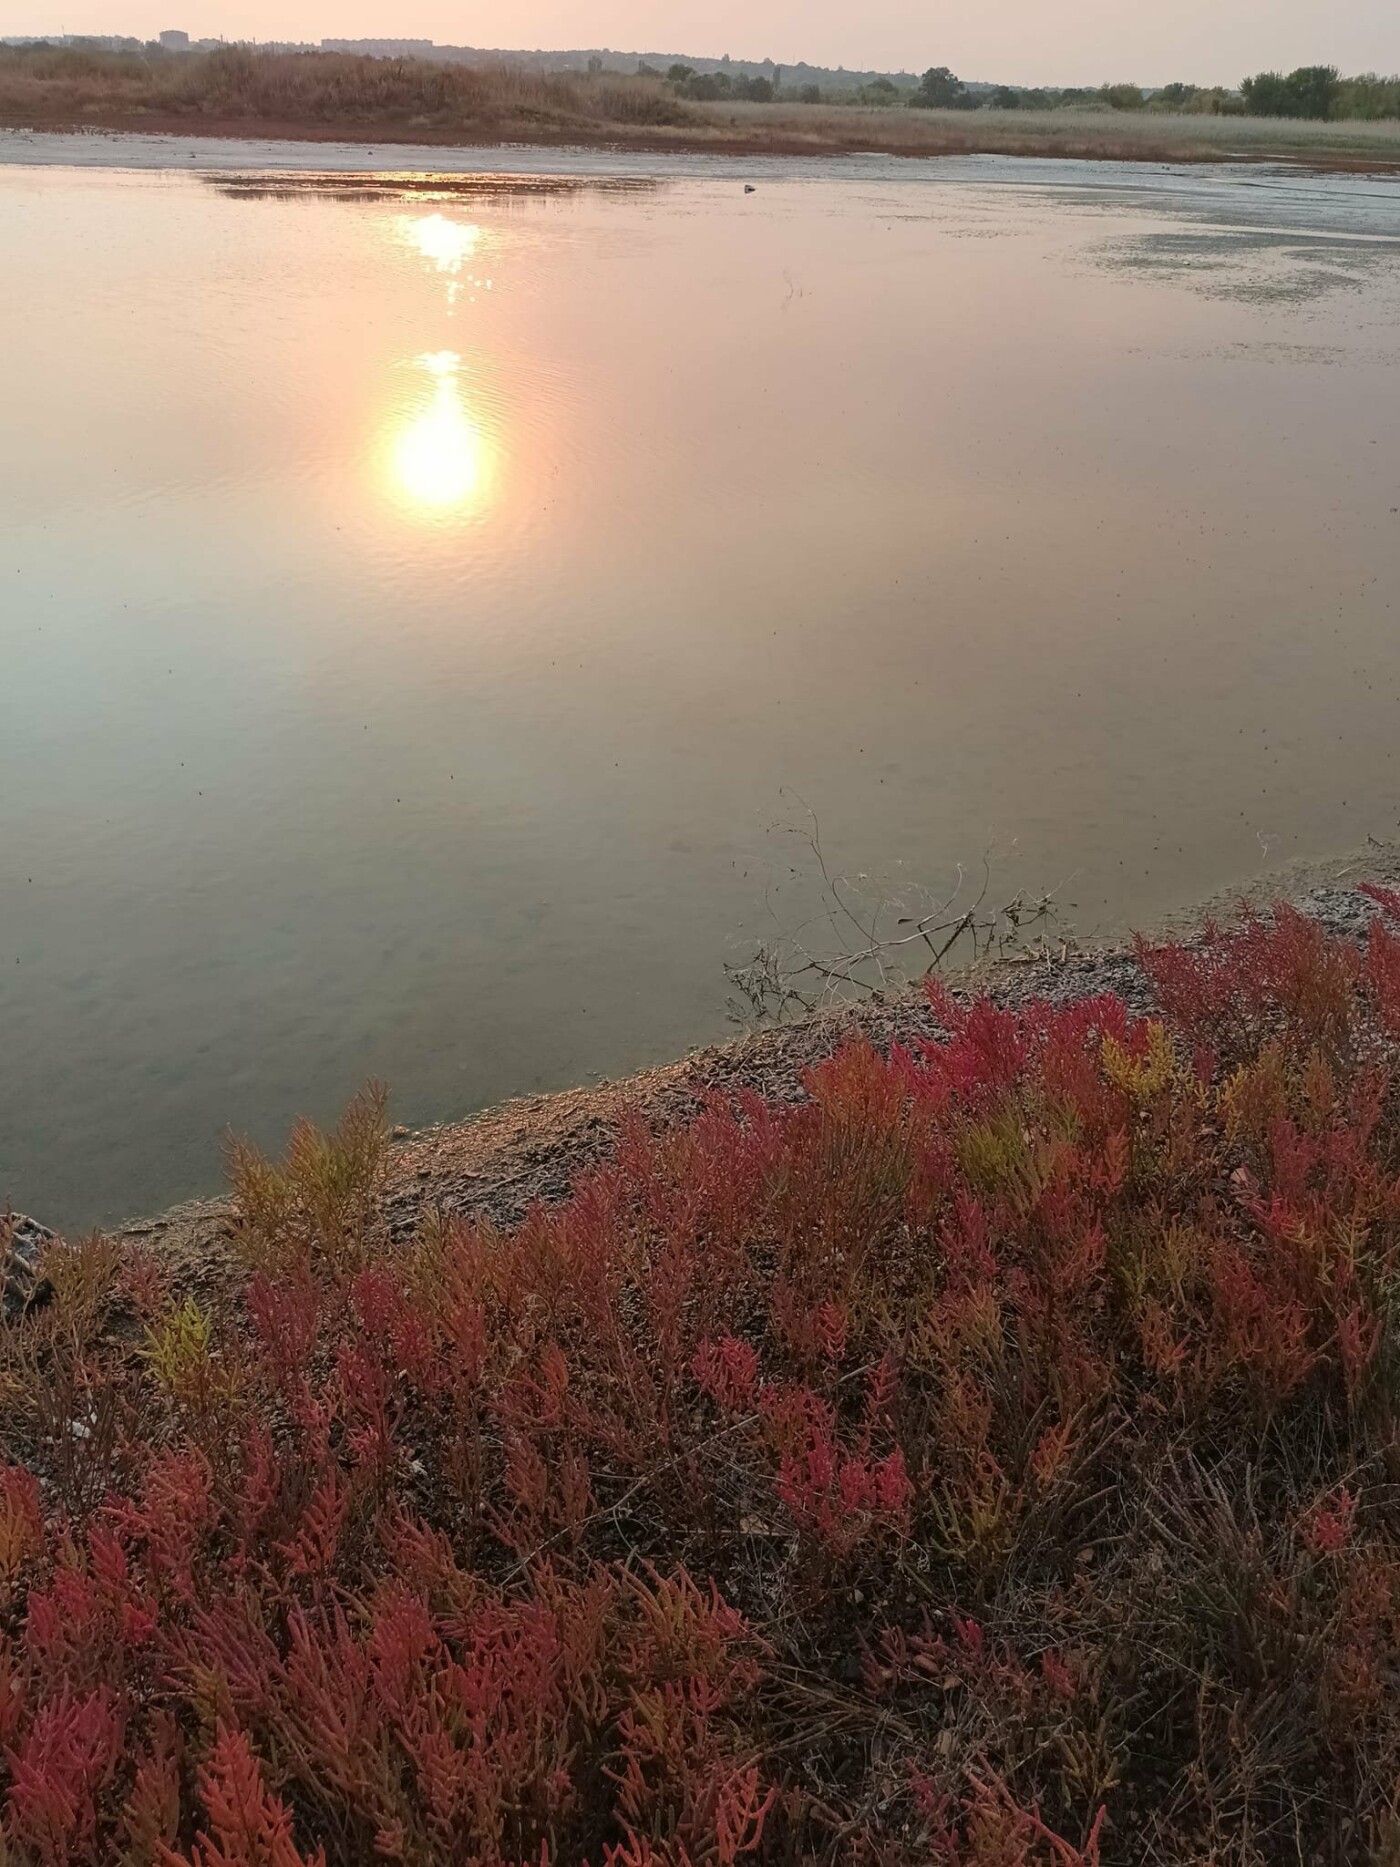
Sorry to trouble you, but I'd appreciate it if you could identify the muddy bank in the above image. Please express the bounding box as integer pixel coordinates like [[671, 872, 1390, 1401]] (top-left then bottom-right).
[[101, 842, 1400, 1304], [5, 113, 1400, 175], [1, 109, 889, 159]]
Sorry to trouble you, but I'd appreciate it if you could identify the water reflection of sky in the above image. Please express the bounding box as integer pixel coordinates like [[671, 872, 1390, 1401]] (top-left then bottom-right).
[[6, 158, 1400, 1238]]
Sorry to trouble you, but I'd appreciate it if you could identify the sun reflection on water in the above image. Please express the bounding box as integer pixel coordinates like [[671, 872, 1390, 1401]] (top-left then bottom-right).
[[403, 212, 483, 274], [386, 351, 492, 518], [377, 213, 503, 519]]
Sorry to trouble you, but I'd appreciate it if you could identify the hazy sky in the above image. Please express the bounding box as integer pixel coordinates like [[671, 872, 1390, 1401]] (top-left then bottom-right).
[[16, 0, 1400, 87]]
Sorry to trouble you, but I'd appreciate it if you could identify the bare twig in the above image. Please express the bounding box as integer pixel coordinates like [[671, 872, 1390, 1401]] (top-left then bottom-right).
[[727, 809, 1077, 1025]]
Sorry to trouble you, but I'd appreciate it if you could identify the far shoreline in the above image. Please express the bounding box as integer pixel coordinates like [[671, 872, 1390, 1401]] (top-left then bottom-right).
[[4, 112, 1400, 177]]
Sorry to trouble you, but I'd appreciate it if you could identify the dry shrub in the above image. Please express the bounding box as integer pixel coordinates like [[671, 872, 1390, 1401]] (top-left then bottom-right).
[[0, 44, 694, 134]]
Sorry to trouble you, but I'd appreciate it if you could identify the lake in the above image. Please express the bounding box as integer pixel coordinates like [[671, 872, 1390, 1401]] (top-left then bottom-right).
[[3, 136, 1400, 1231]]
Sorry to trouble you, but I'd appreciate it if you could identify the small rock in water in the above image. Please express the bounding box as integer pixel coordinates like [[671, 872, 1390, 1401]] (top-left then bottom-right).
[[2, 1213, 55, 1323]]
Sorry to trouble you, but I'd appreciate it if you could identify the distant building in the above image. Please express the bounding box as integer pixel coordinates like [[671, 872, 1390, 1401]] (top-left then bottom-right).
[[158, 28, 189, 49], [320, 37, 433, 55]]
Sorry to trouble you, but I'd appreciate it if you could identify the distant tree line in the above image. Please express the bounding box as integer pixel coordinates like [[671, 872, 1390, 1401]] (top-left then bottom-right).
[[645, 60, 779, 102], [906, 64, 1400, 119], [634, 55, 1400, 121], [1240, 65, 1400, 119], [905, 68, 1244, 114]]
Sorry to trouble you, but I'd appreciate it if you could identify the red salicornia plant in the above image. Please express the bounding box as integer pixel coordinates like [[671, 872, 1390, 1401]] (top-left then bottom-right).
[[7, 898, 1400, 1860]]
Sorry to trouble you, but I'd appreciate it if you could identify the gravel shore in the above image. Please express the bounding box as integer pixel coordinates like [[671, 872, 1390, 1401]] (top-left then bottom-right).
[[72, 841, 1399, 1308]]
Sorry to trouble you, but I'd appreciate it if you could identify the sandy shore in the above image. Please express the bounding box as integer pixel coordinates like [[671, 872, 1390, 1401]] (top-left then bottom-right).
[[103, 841, 1400, 1305]]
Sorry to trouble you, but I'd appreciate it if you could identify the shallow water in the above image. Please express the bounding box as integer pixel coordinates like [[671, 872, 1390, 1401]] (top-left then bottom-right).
[[3, 142, 1400, 1229]]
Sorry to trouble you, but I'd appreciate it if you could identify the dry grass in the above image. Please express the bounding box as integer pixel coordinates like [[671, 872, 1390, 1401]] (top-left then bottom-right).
[[707, 99, 1400, 165], [5, 45, 1400, 166], [0, 44, 694, 138]]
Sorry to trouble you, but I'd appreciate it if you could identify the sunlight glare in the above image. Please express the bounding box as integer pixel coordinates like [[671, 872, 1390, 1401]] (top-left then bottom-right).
[[387, 351, 491, 517], [404, 213, 483, 274]]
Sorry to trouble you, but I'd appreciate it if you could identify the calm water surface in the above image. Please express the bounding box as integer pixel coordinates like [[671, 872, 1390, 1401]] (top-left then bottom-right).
[[3, 144, 1400, 1228]]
